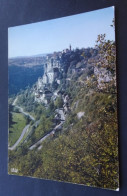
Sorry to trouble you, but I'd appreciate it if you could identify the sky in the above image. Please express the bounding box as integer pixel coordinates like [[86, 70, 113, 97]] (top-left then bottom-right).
[[8, 6, 115, 58]]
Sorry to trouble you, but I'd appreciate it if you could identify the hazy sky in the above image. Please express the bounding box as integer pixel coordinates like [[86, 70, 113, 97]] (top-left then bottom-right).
[[8, 6, 115, 58]]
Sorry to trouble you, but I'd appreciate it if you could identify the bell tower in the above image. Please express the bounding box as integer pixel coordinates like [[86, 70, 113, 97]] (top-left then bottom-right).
[[69, 44, 71, 51]]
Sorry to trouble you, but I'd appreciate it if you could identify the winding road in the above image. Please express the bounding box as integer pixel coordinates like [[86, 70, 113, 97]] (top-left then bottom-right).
[[9, 97, 65, 151], [29, 109, 65, 150], [9, 98, 35, 150], [12, 97, 35, 121], [9, 125, 30, 150], [29, 122, 63, 150]]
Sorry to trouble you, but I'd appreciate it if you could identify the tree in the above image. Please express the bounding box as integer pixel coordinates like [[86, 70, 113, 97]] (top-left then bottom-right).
[[49, 101, 55, 111], [54, 96, 63, 108], [25, 115, 31, 124], [85, 33, 117, 95], [95, 34, 116, 94], [9, 104, 13, 126]]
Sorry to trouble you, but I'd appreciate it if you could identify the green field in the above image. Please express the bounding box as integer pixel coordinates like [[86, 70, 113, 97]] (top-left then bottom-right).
[[9, 112, 27, 147]]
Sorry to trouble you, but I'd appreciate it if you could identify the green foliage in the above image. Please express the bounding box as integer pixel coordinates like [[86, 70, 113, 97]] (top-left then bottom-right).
[[9, 85, 118, 189], [8, 31, 118, 190], [54, 96, 63, 108], [49, 101, 55, 111], [16, 88, 35, 113], [24, 115, 31, 124], [34, 115, 53, 142], [95, 34, 116, 94], [9, 112, 27, 147], [9, 64, 44, 95]]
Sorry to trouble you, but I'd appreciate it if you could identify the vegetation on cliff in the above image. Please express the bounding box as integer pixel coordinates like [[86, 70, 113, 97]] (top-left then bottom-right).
[[8, 33, 119, 190]]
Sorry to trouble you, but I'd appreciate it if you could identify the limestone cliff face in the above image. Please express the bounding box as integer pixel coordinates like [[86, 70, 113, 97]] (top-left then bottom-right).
[[94, 67, 113, 89], [34, 55, 61, 104], [42, 58, 59, 84]]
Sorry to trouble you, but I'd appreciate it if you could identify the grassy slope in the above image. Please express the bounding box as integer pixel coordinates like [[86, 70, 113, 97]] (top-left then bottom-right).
[[9, 112, 27, 147]]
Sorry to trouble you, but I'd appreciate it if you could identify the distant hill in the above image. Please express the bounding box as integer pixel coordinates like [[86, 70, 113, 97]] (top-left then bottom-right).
[[8, 56, 47, 67], [8, 57, 44, 95]]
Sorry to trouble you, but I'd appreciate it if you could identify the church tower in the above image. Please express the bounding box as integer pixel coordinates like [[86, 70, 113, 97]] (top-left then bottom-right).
[[69, 44, 72, 51]]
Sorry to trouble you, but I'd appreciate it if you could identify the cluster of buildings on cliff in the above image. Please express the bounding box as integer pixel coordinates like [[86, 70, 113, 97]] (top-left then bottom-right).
[[33, 46, 72, 104], [33, 45, 114, 105], [34, 56, 60, 104]]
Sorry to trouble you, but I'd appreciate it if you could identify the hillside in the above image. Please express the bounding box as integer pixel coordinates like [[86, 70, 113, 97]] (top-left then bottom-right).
[[8, 36, 119, 190]]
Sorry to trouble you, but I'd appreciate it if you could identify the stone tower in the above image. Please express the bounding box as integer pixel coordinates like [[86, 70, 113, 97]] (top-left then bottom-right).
[[69, 44, 72, 51]]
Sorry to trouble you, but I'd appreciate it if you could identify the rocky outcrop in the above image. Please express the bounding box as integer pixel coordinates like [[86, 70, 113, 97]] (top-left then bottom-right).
[[34, 54, 61, 104]]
